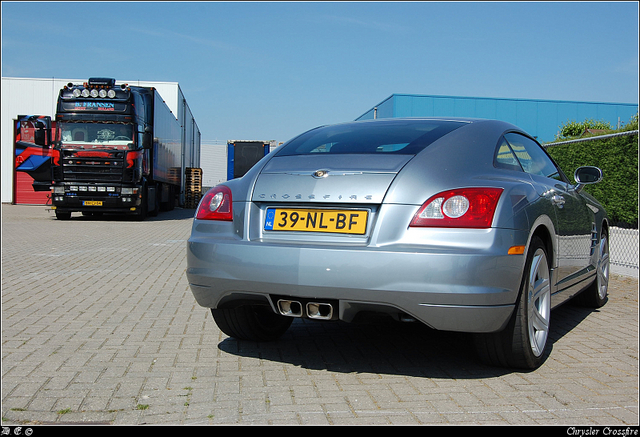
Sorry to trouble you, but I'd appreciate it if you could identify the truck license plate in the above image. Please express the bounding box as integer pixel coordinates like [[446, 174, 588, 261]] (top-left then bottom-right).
[[83, 201, 103, 206], [264, 208, 368, 235]]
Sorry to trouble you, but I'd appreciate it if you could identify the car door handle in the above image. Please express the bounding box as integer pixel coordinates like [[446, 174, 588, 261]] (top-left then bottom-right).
[[551, 194, 565, 208]]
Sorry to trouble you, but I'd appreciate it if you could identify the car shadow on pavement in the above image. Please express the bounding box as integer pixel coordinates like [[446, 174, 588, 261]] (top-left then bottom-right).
[[218, 316, 509, 378], [218, 302, 596, 378], [549, 299, 601, 344]]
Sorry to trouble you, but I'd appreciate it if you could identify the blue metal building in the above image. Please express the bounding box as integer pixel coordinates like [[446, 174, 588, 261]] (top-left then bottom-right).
[[356, 94, 638, 143]]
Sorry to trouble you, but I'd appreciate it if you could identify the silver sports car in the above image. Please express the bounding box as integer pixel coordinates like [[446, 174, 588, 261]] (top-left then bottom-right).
[[186, 118, 610, 369]]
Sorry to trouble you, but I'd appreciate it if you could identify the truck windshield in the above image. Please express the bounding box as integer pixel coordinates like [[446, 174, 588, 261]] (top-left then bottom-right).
[[59, 122, 135, 150]]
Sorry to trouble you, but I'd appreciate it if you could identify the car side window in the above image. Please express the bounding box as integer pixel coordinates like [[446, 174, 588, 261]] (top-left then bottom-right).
[[504, 132, 562, 181], [494, 137, 523, 171]]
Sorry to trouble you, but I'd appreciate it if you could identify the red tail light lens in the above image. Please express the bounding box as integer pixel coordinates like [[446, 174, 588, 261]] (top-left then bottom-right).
[[196, 186, 233, 221], [410, 188, 503, 228]]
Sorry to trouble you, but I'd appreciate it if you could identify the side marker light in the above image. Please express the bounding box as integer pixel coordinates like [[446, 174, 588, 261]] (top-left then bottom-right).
[[508, 246, 526, 255]]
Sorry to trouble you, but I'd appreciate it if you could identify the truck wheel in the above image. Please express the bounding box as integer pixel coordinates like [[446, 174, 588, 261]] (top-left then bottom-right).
[[55, 211, 71, 220], [211, 306, 293, 341], [474, 236, 551, 369], [148, 185, 160, 217], [575, 231, 609, 308]]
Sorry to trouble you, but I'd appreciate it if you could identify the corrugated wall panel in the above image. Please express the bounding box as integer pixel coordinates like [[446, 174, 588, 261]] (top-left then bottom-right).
[[516, 100, 539, 136], [433, 97, 455, 117], [200, 142, 227, 189], [14, 172, 50, 205], [537, 101, 559, 140], [496, 99, 518, 125], [410, 96, 434, 117], [356, 94, 637, 143], [475, 98, 497, 119], [454, 98, 475, 117]]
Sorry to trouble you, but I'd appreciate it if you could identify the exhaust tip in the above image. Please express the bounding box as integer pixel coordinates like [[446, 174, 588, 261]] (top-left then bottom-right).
[[277, 299, 303, 317], [306, 302, 333, 320]]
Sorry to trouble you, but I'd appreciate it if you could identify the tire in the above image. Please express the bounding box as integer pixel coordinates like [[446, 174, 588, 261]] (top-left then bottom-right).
[[159, 185, 175, 212], [475, 236, 552, 369], [575, 231, 609, 308], [55, 211, 71, 220], [211, 305, 293, 341], [148, 185, 160, 217]]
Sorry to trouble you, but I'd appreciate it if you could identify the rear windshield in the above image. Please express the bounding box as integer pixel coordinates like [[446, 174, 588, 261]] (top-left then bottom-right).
[[276, 119, 466, 156]]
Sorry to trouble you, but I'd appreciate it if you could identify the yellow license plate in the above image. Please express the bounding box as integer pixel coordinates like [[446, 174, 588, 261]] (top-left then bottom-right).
[[265, 208, 368, 235], [83, 201, 103, 206]]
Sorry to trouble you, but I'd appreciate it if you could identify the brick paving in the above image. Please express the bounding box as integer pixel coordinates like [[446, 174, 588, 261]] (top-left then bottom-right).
[[1, 204, 638, 425]]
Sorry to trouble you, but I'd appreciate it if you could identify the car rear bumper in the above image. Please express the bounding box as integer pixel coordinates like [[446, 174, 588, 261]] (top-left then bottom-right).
[[186, 227, 527, 334]]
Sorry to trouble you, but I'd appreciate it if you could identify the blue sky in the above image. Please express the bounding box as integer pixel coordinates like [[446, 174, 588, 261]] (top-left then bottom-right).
[[2, 1, 638, 144]]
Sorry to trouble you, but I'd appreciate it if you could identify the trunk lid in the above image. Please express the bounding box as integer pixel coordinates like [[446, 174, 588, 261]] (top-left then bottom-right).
[[251, 154, 413, 204]]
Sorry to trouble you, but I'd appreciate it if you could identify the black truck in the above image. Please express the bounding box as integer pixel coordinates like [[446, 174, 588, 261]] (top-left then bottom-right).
[[37, 77, 198, 220]]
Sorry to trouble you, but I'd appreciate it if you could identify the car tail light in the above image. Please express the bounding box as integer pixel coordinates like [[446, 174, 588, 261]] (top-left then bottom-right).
[[196, 185, 233, 221], [410, 188, 503, 228]]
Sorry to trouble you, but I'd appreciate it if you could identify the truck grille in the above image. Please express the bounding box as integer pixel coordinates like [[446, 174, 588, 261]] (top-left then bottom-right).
[[61, 150, 125, 182]]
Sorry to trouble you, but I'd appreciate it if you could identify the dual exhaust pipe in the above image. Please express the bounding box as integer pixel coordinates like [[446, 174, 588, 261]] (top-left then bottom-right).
[[277, 299, 334, 320]]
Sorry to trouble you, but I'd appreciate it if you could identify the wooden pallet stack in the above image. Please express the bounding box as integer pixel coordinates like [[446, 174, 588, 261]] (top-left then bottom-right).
[[185, 167, 203, 209]]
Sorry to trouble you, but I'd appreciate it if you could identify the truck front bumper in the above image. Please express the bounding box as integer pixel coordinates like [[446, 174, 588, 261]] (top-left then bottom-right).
[[51, 186, 142, 213]]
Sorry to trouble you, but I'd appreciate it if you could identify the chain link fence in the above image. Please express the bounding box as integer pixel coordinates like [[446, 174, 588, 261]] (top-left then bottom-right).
[[609, 226, 638, 277], [543, 129, 639, 147], [543, 130, 639, 278]]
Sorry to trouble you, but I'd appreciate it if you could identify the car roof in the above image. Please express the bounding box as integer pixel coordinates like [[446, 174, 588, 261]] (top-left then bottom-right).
[[310, 117, 509, 130]]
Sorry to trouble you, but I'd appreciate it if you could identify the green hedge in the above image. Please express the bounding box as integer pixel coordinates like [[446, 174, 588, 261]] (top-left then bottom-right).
[[545, 118, 638, 228]]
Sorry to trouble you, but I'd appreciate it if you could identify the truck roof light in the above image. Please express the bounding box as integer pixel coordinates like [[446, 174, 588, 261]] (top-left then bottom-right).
[[88, 78, 116, 87]]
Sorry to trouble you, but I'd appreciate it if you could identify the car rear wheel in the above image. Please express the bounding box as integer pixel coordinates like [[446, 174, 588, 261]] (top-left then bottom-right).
[[574, 231, 609, 308], [211, 305, 293, 341], [475, 236, 551, 369]]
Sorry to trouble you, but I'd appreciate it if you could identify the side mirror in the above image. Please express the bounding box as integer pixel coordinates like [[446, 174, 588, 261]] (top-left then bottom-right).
[[142, 126, 152, 149], [574, 166, 603, 193]]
